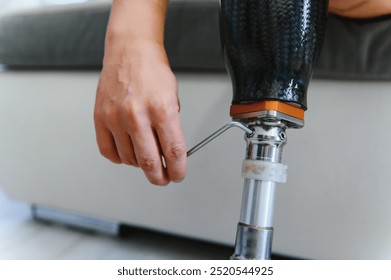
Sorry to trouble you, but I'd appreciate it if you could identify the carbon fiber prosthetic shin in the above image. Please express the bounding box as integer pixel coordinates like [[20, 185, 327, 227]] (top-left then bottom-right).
[[219, 0, 329, 259]]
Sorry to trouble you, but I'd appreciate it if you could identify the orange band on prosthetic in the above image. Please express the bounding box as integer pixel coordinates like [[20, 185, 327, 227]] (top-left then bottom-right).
[[230, 101, 304, 120]]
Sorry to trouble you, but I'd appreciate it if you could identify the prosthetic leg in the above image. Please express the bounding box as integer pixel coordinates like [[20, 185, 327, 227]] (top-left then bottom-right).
[[188, 0, 328, 260]]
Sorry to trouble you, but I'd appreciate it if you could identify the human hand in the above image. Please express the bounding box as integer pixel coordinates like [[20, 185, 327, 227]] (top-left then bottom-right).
[[94, 43, 187, 186]]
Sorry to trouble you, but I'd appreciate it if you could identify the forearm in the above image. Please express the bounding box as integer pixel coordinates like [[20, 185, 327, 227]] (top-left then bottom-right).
[[95, 0, 185, 186], [329, 0, 391, 18], [104, 0, 169, 64]]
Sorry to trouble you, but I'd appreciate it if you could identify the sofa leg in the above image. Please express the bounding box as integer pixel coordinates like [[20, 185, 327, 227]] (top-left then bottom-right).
[[31, 205, 121, 236]]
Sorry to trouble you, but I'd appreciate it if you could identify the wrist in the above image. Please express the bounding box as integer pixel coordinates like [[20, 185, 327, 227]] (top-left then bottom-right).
[[102, 0, 169, 66], [103, 35, 169, 66], [105, 0, 168, 55]]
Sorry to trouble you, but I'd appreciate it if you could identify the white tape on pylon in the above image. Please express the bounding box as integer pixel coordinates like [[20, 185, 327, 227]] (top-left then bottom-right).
[[241, 159, 288, 183]]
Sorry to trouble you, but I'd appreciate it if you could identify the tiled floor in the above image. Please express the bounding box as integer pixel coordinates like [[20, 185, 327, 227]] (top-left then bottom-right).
[[0, 190, 235, 260]]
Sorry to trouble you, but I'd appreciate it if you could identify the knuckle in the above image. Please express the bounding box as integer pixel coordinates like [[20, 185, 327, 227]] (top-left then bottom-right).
[[166, 143, 187, 159], [121, 158, 137, 166], [93, 109, 104, 124], [98, 145, 111, 158], [119, 100, 143, 131], [149, 101, 178, 122], [138, 156, 158, 172], [104, 108, 121, 128], [99, 146, 121, 164], [120, 100, 136, 118], [94, 109, 108, 129]]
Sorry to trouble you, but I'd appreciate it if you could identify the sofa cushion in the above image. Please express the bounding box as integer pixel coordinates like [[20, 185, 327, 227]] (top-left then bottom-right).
[[0, 0, 390, 80], [316, 15, 391, 80], [0, 2, 110, 68]]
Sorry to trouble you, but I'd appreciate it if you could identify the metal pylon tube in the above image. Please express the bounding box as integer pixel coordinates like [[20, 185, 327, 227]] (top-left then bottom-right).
[[231, 120, 287, 260]]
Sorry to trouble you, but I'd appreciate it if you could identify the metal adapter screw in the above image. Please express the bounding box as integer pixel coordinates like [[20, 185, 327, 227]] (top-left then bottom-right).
[[187, 121, 254, 157]]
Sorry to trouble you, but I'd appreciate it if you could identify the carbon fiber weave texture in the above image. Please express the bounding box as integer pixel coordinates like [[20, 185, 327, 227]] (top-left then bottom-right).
[[220, 0, 328, 109]]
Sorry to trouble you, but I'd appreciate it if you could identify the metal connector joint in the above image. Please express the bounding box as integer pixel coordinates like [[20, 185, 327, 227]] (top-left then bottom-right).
[[232, 110, 301, 260]]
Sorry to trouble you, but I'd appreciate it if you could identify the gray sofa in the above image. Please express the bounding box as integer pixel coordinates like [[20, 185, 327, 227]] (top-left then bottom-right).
[[1, 0, 391, 259], [1, 0, 391, 77]]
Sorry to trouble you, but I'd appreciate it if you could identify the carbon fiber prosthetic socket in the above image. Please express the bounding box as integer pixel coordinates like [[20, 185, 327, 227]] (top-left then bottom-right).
[[220, 0, 328, 109]]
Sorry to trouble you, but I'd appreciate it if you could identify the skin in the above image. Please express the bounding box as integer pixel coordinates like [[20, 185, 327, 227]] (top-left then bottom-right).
[[94, 0, 185, 186], [94, 0, 391, 186]]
